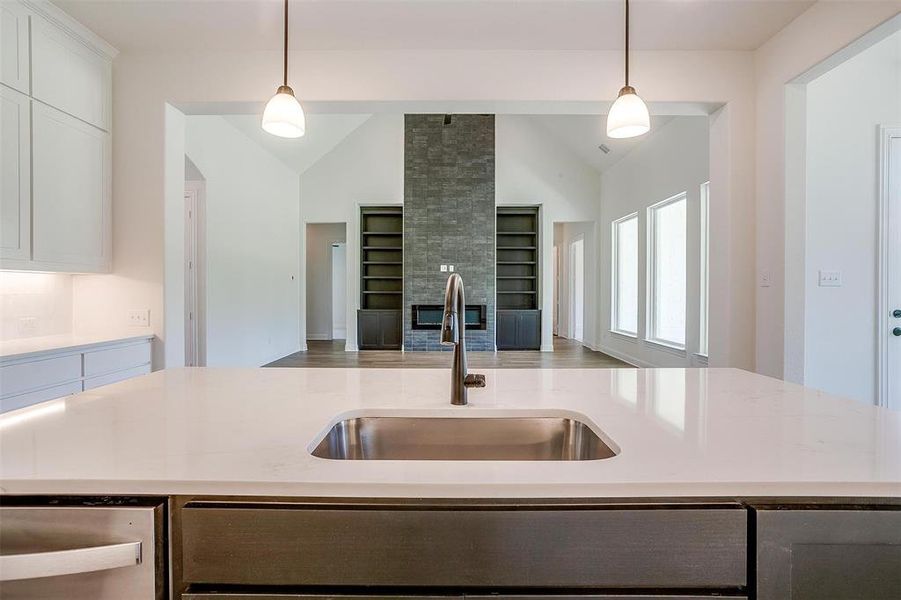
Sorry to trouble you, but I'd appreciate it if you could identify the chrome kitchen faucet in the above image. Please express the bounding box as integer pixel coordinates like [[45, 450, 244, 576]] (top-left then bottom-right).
[[440, 273, 487, 405]]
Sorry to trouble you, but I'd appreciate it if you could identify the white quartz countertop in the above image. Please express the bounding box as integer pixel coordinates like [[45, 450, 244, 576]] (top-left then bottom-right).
[[1, 367, 899, 498], [0, 330, 154, 361]]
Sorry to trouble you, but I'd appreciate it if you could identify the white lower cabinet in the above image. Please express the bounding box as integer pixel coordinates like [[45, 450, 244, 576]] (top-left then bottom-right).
[[0, 84, 30, 260], [31, 101, 111, 271], [0, 337, 152, 413]]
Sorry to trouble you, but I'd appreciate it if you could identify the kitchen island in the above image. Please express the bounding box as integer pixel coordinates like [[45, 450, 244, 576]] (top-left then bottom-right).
[[1, 367, 899, 599]]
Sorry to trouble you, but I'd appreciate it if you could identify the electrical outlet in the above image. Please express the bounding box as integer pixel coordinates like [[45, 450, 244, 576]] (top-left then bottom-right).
[[759, 269, 771, 287], [440, 265, 448, 272], [127, 309, 150, 327], [448, 265, 454, 272], [818, 270, 842, 287], [17, 317, 38, 336]]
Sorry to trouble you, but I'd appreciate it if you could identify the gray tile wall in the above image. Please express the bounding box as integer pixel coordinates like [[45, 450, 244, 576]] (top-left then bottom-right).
[[403, 114, 495, 351]]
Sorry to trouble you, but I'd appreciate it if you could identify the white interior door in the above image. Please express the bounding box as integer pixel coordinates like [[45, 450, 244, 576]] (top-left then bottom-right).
[[569, 237, 584, 342], [331, 242, 347, 340], [552, 245, 559, 336], [184, 190, 198, 366], [882, 128, 901, 410]]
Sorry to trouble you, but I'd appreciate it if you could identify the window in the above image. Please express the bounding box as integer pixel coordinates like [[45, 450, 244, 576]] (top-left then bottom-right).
[[699, 182, 710, 356], [611, 213, 638, 336], [647, 193, 687, 348]]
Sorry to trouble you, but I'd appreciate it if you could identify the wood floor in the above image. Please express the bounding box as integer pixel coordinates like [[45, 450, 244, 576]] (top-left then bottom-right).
[[264, 337, 632, 369]]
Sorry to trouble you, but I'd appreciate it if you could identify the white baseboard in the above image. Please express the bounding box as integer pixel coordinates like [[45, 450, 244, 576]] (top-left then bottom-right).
[[344, 342, 358, 352], [593, 344, 653, 368], [301, 343, 308, 352], [540, 344, 554, 352]]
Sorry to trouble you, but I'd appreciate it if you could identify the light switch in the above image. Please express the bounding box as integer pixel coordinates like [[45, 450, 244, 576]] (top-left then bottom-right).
[[440, 265, 448, 272], [759, 269, 771, 288], [448, 265, 454, 272], [818, 270, 842, 287]]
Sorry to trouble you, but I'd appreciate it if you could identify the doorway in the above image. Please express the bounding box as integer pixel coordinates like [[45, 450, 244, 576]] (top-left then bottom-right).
[[305, 223, 347, 344], [880, 127, 901, 410], [569, 236, 585, 342]]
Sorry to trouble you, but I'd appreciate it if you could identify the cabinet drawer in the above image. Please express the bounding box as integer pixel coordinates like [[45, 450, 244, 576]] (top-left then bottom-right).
[[0, 380, 81, 413], [182, 503, 747, 588], [84, 364, 150, 391], [0, 354, 81, 397], [84, 342, 151, 377]]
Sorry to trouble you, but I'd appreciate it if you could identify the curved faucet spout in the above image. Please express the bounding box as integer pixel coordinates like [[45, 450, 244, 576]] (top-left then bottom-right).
[[440, 273, 485, 405]]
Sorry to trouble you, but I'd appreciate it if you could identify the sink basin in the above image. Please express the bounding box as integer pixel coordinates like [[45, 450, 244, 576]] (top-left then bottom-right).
[[311, 415, 617, 461]]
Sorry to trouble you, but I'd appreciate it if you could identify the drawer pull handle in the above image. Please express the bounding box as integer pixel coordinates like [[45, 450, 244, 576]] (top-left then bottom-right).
[[0, 541, 141, 581]]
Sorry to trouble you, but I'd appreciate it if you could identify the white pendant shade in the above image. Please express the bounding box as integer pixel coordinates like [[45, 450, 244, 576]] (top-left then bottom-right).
[[606, 87, 650, 139], [262, 86, 306, 138]]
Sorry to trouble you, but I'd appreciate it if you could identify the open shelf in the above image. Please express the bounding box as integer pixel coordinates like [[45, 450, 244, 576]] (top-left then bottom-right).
[[360, 206, 404, 314], [496, 207, 540, 321]]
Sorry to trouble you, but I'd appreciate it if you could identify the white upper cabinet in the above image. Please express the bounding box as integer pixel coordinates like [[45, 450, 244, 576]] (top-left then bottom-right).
[[0, 1, 30, 93], [31, 12, 111, 130], [31, 101, 110, 270], [0, 1, 117, 273], [0, 86, 31, 260]]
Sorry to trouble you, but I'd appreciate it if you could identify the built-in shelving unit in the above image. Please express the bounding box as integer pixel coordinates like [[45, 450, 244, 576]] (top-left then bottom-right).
[[496, 208, 539, 310], [496, 207, 541, 350], [358, 206, 403, 349]]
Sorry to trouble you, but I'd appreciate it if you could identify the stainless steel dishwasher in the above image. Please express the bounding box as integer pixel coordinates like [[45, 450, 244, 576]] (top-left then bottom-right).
[[0, 500, 165, 599]]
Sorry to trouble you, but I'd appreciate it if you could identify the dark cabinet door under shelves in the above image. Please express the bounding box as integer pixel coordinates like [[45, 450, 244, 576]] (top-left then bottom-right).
[[359, 206, 402, 349], [497, 309, 541, 350], [496, 207, 540, 349], [358, 309, 402, 350]]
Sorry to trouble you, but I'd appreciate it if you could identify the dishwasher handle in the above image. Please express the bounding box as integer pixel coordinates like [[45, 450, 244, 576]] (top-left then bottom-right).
[[0, 541, 142, 581]]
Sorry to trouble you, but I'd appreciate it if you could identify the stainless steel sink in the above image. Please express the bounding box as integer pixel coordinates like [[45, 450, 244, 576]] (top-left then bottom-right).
[[311, 416, 617, 461]]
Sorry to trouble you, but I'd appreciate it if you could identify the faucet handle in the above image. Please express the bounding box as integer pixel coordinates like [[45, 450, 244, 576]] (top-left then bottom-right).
[[464, 373, 486, 388]]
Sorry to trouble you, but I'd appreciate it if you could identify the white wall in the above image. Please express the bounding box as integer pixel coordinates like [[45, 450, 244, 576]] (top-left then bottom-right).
[[802, 30, 901, 404], [0, 272, 73, 339], [496, 115, 603, 351], [305, 223, 347, 341], [184, 115, 301, 367], [72, 45, 760, 369], [598, 117, 710, 367], [754, 2, 901, 380], [298, 114, 404, 351]]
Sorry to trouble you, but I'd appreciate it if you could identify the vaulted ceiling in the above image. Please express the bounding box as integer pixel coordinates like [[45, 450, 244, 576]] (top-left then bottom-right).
[[54, 0, 815, 53]]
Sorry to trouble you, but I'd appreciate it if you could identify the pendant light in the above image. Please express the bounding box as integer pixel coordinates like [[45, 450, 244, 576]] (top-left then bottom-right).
[[262, 0, 306, 138], [606, 0, 650, 139]]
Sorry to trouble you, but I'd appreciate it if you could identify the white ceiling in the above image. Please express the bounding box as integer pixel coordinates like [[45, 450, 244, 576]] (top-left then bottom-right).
[[527, 114, 680, 172], [54, 0, 814, 53], [221, 113, 372, 173]]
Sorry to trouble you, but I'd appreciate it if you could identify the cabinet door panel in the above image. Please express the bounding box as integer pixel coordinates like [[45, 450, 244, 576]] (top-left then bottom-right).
[[517, 309, 541, 349], [379, 310, 402, 348], [31, 102, 110, 271], [496, 310, 518, 349], [1, 2, 30, 93], [31, 14, 110, 130], [0, 85, 30, 260], [358, 310, 381, 349], [756, 508, 901, 600]]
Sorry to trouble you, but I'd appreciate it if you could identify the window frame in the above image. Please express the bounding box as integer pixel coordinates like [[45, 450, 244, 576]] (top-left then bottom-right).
[[610, 212, 639, 338], [698, 181, 710, 357], [646, 191, 688, 350]]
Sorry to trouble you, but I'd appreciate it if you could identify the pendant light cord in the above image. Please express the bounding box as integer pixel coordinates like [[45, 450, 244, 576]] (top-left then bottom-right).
[[624, 0, 630, 87], [283, 0, 289, 87]]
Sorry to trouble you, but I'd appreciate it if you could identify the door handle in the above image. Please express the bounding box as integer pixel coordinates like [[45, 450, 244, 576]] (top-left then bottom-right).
[[0, 541, 141, 581]]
